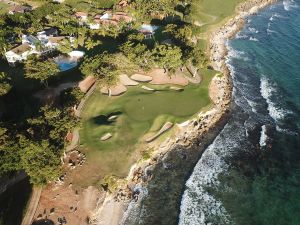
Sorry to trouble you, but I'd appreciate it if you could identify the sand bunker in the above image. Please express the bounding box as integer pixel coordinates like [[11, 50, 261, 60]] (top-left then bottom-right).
[[147, 69, 189, 86], [146, 122, 174, 142], [141, 86, 155, 91], [78, 76, 96, 93], [100, 133, 112, 141], [119, 74, 139, 86], [101, 83, 127, 96], [131, 74, 153, 82]]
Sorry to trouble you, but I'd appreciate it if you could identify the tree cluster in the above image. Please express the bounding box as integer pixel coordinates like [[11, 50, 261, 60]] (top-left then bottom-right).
[[0, 96, 79, 185]]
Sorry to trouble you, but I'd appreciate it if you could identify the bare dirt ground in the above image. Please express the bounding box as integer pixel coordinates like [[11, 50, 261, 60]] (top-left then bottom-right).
[[31, 150, 104, 225]]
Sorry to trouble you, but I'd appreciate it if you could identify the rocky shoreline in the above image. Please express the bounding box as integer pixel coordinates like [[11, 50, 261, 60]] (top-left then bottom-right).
[[90, 1, 277, 224]]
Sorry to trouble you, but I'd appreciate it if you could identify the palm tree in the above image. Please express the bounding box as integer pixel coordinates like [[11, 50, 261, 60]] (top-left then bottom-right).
[[85, 38, 102, 50]]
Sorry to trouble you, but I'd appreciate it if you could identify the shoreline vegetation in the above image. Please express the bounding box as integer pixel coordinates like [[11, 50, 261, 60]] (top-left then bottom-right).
[[90, 0, 278, 224]]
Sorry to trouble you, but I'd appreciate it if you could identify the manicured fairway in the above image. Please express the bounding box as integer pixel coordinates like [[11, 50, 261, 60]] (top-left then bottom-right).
[[79, 69, 216, 183], [192, 0, 245, 28], [191, 0, 246, 52]]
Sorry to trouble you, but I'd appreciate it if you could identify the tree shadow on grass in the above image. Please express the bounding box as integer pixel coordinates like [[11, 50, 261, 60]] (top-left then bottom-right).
[[91, 111, 122, 125]]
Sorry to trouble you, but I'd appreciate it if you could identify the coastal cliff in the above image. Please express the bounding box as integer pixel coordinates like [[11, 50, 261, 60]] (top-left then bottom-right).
[[90, 1, 277, 224]]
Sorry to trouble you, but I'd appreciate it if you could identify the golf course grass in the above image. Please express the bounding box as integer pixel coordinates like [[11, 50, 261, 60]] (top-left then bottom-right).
[[190, 0, 245, 53], [79, 68, 216, 183]]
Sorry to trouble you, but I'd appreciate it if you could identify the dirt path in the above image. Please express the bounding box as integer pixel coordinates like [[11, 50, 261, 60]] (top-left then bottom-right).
[[66, 128, 80, 152], [21, 186, 42, 225]]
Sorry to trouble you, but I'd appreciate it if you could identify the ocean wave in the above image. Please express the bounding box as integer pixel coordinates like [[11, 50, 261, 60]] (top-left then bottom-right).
[[259, 125, 268, 147], [269, 13, 284, 21], [235, 33, 249, 39], [249, 37, 259, 42], [283, 0, 299, 11], [248, 27, 259, 33], [227, 48, 250, 61], [267, 28, 277, 35], [260, 76, 292, 124], [178, 128, 235, 225]]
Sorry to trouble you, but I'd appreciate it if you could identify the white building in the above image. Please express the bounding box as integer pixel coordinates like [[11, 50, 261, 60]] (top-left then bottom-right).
[[5, 43, 33, 65], [74, 12, 88, 22], [5, 28, 70, 65], [89, 22, 100, 30], [8, 5, 32, 15], [139, 24, 159, 39]]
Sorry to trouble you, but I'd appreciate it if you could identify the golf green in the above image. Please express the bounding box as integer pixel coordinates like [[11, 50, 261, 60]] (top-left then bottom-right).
[[79, 69, 215, 183]]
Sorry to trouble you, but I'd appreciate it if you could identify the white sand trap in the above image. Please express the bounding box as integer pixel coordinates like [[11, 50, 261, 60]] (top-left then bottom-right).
[[141, 85, 154, 91], [131, 74, 153, 82], [100, 133, 112, 141], [147, 69, 189, 86], [170, 86, 184, 91], [119, 74, 139, 86], [78, 76, 96, 93], [101, 83, 127, 96], [108, 115, 118, 121], [146, 122, 174, 142]]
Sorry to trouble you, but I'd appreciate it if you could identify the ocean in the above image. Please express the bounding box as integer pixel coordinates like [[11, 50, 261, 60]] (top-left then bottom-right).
[[179, 1, 300, 224]]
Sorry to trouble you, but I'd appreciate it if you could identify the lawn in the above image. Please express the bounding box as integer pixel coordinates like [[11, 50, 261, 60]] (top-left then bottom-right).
[[190, 0, 246, 51], [191, 0, 245, 28], [65, 0, 118, 11], [78, 68, 217, 186]]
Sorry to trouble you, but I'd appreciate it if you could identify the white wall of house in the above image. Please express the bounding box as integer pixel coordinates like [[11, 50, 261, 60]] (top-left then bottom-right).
[[89, 23, 100, 30], [100, 13, 112, 20], [5, 50, 31, 64]]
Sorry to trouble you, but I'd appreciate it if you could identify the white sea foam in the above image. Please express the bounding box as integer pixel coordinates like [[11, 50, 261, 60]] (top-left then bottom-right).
[[235, 33, 248, 39], [227, 48, 249, 61], [259, 125, 268, 147], [249, 37, 259, 42], [178, 129, 234, 225], [248, 27, 259, 33], [283, 0, 298, 11], [267, 28, 277, 35], [269, 13, 287, 21], [260, 76, 291, 124]]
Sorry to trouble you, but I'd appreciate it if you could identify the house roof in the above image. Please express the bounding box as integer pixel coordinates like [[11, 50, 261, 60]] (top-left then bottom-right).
[[27, 35, 40, 44], [44, 27, 58, 36], [48, 36, 66, 43], [112, 13, 133, 23], [94, 14, 102, 19], [118, 0, 128, 7], [101, 19, 118, 26], [10, 43, 31, 54], [78, 76, 96, 93], [9, 5, 31, 13], [75, 12, 88, 17]]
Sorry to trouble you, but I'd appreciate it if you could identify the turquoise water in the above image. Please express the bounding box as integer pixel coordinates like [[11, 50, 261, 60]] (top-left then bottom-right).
[[54, 57, 78, 71], [179, 1, 300, 224]]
